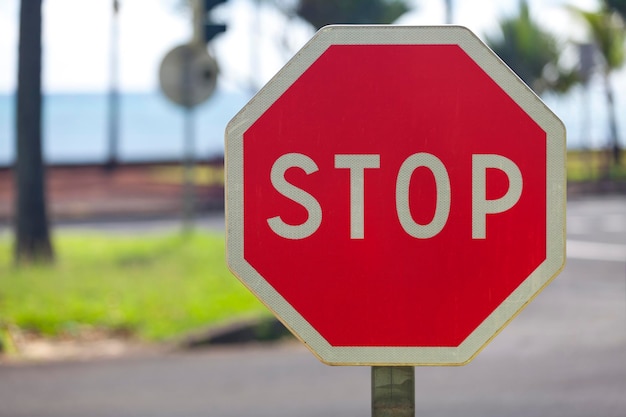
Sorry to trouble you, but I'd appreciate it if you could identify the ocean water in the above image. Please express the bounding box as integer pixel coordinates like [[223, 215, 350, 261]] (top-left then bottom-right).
[[0, 85, 624, 167], [0, 88, 252, 166]]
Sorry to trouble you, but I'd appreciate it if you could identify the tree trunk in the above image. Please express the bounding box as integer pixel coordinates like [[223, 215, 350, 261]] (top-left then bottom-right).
[[14, 0, 54, 264], [604, 71, 622, 168]]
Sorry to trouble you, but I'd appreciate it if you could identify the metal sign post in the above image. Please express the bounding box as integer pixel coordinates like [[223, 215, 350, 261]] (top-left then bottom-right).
[[159, 42, 219, 231], [182, 106, 196, 231], [372, 367, 415, 417], [158, 2, 223, 230], [181, 44, 195, 231]]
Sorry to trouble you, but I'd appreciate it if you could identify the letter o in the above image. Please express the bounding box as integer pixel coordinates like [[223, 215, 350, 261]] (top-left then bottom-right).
[[396, 153, 451, 239]]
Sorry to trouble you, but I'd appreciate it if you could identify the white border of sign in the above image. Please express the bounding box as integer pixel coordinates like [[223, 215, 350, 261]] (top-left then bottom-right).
[[225, 25, 566, 366]]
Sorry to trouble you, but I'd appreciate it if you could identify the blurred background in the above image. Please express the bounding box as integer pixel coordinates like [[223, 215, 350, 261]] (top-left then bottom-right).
[[0, 1, 625, 416], [0, 0, 624, 225], [0, 0, 625, 164]]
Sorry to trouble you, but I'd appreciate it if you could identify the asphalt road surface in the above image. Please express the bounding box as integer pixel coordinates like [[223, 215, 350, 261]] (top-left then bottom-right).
[[1, 196, 625, 417]]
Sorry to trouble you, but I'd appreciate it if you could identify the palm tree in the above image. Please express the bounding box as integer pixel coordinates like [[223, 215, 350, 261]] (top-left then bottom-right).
[[486, 1, 577, 97], [570, 5, 625, 165], [294, 0, 410, 29], [605, 0, 626, 18], [14, 0, 54, 263]]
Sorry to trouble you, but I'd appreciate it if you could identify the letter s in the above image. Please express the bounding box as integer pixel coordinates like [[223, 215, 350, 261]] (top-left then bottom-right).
[[267, 153, 322, 239]]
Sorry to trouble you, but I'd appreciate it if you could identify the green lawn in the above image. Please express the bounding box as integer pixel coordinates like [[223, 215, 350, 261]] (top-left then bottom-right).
[[0, 232, 268, 346], [567, 149, 626, 182]]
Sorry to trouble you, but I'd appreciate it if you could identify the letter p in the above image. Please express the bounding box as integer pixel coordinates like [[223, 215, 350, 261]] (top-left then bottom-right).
[[472, 154, 523, 239]]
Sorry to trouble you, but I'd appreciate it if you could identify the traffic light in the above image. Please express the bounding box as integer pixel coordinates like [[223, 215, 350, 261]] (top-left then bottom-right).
[[202, 0, 227, 43]]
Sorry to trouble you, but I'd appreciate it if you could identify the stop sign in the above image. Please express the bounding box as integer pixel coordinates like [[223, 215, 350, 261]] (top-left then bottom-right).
[[225, 26, 566, 366]]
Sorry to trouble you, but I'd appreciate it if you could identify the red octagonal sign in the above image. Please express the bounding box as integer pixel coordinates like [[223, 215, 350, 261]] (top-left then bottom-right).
[[225, 26, 566, 365]]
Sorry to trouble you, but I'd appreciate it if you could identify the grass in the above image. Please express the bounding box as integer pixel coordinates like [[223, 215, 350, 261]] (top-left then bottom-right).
[[0, 232, 267, 343], [567, 149, 626, 182]]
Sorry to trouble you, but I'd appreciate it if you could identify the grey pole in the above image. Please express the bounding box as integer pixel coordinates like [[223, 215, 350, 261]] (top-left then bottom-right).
[[181, 34, 195, 231], [372, 366, 415, 417], [182, 106, 196, 232], [106, 0, 120, 170], [444, 0, 453, 24]]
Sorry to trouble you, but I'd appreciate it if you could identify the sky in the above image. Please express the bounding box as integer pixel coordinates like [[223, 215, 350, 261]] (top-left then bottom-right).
[[0, 0, 607, 94], [3, 0, 625, 150]]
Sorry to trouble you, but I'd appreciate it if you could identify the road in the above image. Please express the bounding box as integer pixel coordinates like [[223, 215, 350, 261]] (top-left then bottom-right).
[[0, 196, 624, 417]]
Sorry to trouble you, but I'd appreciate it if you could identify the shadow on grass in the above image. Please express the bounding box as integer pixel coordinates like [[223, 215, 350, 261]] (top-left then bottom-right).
[[180, 317, 293, 349]]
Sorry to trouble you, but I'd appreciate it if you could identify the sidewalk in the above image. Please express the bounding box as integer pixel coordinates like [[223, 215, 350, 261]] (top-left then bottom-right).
[[0, 159, 225, 227]]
